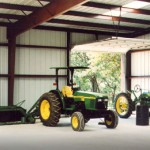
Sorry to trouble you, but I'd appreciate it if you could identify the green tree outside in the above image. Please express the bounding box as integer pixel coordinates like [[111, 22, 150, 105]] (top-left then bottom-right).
[[71, 52, 121, 106]]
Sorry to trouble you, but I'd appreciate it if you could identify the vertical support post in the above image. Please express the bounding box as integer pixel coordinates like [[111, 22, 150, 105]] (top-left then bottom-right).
[[126, 51, 131, 92], [8, 38, 16, 106], [67, 32, 71, 86], [121, 53, 126, 92], [95, 33, 99, 41], [56, 69, 59, 90]]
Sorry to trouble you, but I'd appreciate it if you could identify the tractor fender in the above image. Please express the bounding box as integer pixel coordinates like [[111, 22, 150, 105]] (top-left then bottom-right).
[[50, 90, 65, 109]]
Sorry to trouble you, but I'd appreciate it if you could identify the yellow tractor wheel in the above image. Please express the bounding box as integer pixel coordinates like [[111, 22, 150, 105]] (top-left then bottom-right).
[[71, 112, 85, 131], [105, 110, 118, 128], [115, 93, 134, 118], [39, 92, 61, 126]]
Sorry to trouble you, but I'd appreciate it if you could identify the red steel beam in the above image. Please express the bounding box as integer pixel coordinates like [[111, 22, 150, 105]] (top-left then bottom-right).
[[15, 74, 67, 78], [127, 76, 150, 79], [135, 0, 150, 2], [48, 19, 144, 31], [64, 11, 150, 25], [0, 22, 129, 37], [0, 74, 9, 77], [0, 3, 39, 11], [7, 0, 89, 39], [0, 43, 67, 49], [130, 27, 150, 37]]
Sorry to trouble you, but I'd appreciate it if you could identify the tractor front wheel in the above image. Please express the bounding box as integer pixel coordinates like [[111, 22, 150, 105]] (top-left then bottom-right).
[[39, 92, 61, 126], [105, 110, 118, 128], [115, 93, 134, 118], [71, 112, 85, 131]]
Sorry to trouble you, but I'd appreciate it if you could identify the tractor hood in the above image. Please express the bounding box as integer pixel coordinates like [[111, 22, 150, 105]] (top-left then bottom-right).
[[74, 91, 108, 99]]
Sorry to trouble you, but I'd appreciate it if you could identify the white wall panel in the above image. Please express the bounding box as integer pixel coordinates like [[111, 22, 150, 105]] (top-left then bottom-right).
[[131, 51, 150, 76], [0, 27, 7, 43], [0, 78, 8, 106], [16, 29, 67, 47], [0, 27, 8, 106], [15, 48, 66, 75], [14, 78, 66, 110], [14, 29, 67, 109], [137, 33, 150, 40], [98, 35, 111, 40], [131, 50, 150, 92], [0, 47, 8, 74], [71, 32, 96, 46]]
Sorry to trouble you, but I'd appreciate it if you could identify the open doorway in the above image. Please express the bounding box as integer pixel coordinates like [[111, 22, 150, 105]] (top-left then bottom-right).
[[71, 51, 121, 108], [70, 37, 150, 107]]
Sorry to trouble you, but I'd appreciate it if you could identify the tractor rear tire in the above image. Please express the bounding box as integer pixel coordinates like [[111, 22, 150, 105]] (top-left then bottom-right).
[[39, 92, 61, 126], [115, 93, 134, 118], [105, 110, 118, 128], [71, 112, 85, 131]]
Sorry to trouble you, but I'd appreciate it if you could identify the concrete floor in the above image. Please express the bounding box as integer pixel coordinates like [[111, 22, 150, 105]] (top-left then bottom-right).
[[0, 113, 150, 150]]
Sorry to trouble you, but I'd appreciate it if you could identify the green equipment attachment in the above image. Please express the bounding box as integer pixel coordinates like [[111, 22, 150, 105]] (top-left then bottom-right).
[[0, 99, 39, 125]]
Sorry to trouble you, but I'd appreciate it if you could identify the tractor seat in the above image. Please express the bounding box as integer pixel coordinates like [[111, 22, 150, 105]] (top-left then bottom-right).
[[62, 86, 73, 97]]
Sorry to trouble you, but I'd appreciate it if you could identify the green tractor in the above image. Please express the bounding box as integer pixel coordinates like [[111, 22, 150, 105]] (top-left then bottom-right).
[[115, 84, 150, 118], [38, 67, 118, 131]]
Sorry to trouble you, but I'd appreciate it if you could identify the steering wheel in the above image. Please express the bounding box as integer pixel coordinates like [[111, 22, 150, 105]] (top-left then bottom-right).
[[134, 84, 141, 93]]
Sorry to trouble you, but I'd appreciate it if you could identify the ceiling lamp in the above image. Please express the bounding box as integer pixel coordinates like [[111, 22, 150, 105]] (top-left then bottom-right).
[[100, 1, 150, 17], [123, 1, 150, 9]]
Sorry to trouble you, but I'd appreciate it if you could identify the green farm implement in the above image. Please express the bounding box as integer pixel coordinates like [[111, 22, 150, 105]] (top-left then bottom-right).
[[0, 100, 39, 125], [115, 84, 150, 119], [39, 67, 118, 131]]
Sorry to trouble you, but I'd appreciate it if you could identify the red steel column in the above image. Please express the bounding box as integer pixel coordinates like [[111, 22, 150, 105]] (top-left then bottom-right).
[[8, 38, 16, 106], [67, 32, 71, 85]]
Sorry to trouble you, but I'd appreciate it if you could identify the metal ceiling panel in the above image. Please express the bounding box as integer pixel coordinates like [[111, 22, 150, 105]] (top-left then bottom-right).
[[0, 0, 150, 35], [0, 8, 32, 16], [89, 0, 134, 6], [119, 22, 150, 28], [72, 5, 109, 14], [122, 12, 150, 20]]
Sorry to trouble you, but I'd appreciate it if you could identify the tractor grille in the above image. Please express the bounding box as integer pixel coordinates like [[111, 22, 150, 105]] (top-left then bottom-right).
[[96, 99, 108, 109]]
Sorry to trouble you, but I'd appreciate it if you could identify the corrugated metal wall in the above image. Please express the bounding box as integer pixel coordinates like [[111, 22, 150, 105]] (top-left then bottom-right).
[[131, 34, 150, 92], [0, 27, 8, 106], [71, 32, 96, 45], [131, 51, 150, 92], [14, 30, 67, 109], [0, 28, 98, 109]]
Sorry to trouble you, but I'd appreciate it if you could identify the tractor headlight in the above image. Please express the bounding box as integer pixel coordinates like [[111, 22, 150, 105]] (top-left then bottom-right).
[[97, 99, 108, 102]]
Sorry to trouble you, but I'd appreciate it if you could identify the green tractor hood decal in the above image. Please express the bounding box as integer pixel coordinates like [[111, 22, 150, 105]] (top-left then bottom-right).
[[141, 92, 150, 98], [74, 91, 108, 100]]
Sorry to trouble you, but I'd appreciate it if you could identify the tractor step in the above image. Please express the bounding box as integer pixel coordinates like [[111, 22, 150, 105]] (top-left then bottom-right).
[[98, 122, 105, 125]]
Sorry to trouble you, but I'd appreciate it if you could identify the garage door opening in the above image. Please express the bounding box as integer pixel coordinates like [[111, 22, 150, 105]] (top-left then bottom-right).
[[70, 37, 150, 107], [71, 51, 121, 108]]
